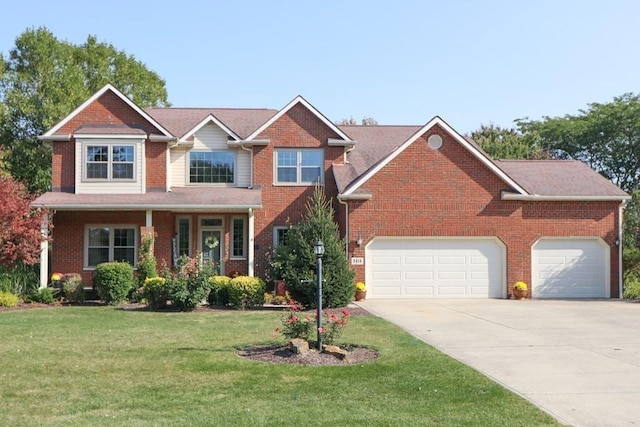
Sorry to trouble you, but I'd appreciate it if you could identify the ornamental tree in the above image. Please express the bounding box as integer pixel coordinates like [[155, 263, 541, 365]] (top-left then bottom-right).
[[268, 186, 355, 308], [0, 175, 49, 268]]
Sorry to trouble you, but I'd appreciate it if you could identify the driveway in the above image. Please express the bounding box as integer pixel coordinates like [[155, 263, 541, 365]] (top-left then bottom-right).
[[357, 299, 640, 427]]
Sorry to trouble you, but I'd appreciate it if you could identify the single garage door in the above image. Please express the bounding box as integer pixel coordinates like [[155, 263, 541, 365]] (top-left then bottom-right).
[[365, 238, 504, 298], [531, 238, 609, 298]]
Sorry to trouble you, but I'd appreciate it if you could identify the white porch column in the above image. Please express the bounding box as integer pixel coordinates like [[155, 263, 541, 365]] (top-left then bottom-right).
[[248, 208, 255, 277], [39, 217, 49, 289], [145, 209, 153, 227]]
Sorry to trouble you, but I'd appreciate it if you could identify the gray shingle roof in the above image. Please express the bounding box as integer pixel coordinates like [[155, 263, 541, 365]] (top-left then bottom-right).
[[144, 108, 278, 140], [496, 160, 629, 197], [33, 187, 262, 210]]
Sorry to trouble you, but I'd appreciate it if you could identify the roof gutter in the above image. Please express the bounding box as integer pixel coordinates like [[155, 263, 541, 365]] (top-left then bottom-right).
[[337, 193, 372, 201], [38, 134, 71, 142], [31, 203, 262, 211], [501, 192, 632, 202]]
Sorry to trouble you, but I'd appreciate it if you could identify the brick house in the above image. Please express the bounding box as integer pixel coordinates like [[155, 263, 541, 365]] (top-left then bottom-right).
[[33, 84, 630, 299]]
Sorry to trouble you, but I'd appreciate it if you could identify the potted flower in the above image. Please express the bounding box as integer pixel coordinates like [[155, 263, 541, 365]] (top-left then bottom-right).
[[354, 282, 367, 301], [512, 281, 528, 299]]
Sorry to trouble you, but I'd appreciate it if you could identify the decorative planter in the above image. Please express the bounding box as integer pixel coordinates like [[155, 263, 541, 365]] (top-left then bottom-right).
[[355, 290, 367, 301], [275, 280, 287, 297], [513, 288, 528, 299]]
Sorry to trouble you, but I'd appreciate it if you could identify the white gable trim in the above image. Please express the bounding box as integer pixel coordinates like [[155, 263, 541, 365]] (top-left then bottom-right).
[[342, 116, 529, 196], [179, 114, 241, 142], [42, 84, 173, 138], [246, 95, 352, 142]]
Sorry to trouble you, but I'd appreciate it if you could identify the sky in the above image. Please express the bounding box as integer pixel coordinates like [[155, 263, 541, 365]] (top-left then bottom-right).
[[2, 0, 639, 134]]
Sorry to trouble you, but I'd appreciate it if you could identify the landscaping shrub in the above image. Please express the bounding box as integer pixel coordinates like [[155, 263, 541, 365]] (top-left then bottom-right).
[[276, 300, 350, 344], [0, 291, 19, 307], [136, 235, 157, 288], [143, 277, 168, 309], [24, 287, 59, 304], [208, 275, 231, 306], [228, 276, 265, 310], [0, 262, 40, 297], [94, 262, 134, 304], [62, 274, 85, 303], [623, 275, 640, 299], [267, 186, 355, 308], [164, 255, 216, 311]]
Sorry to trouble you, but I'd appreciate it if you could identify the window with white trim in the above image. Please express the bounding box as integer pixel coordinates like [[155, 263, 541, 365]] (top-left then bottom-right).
[[85, 145, 135, 180], [275, 149, 323, 184], [231, 217, 246, 259], [273, 226, 290, 247], [85, 226, 137, 268], [189, 151, 235, 183], [176, 216, 191, 257]]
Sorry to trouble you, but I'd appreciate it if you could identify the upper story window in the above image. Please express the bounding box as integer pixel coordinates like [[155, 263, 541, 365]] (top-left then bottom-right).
[[85, 145, 135, 180], [275, 149, 323, 185], [189, 151, 235, 184]]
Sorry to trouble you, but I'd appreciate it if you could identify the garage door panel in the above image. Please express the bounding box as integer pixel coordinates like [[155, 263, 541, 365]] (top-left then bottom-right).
[[372, 256, 401, 265], [366, 239, 504, 298], [532, 239, 608, 299], [405, 271, 434, 280]]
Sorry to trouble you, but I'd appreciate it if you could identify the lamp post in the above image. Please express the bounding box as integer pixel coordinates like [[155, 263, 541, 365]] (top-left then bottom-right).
[[313, 240, 325, 351]]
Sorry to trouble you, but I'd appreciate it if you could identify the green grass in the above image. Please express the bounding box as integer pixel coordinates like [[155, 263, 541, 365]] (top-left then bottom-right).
[[0, 307, 561, 426]]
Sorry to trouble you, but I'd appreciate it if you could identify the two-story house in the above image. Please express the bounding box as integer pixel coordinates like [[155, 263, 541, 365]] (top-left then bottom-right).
[[33, 84, 630, 299]]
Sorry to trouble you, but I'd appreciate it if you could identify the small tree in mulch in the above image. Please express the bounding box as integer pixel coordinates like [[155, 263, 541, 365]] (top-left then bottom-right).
[[268, 186, 355, 308]]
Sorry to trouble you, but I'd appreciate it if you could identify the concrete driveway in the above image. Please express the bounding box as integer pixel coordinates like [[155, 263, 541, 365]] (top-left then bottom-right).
[[357, 299, 640, 427]]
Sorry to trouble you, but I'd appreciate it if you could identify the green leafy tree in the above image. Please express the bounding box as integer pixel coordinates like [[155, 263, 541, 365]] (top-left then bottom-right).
[[470, 123, 549, 160], [269, 186, 355, 308], [516, 93, 640, 193], [0, 27, 170, 193]]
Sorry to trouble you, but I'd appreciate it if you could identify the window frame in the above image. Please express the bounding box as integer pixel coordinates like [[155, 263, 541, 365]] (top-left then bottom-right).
[[83, 144, 136, 182], [273, 226, 291, 247], [188, 150, 237, 185], [230, 216, 246, 260], [274, 149, 324, 185], [176, 215, 192, 258], [84, 225, 138, 269]]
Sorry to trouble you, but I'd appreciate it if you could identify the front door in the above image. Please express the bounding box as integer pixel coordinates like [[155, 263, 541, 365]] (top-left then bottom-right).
[[199, 229, 223, 273]]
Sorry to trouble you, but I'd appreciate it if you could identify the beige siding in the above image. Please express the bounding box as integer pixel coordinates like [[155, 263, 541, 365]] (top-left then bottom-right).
[[75, 139, 145, 194], [168, 123, 251, 188], [170, 147, 187, 187]]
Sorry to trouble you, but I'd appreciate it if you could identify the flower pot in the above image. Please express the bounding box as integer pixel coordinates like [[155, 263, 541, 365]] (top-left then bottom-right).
[[513, 288, 528, 299], [355, 290, 367, 301]]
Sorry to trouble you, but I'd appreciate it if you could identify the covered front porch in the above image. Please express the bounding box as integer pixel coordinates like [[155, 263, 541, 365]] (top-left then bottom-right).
[[32, 187, 262, 287]]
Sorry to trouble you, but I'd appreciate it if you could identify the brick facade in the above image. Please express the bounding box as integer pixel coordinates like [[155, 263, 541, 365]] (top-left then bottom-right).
[[40, 86, 625, 297], [345, 126, 621, 297]]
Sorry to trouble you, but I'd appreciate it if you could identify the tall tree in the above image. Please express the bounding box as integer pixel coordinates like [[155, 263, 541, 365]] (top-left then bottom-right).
[[516, 93, 640, 193], [0, 27, 170, 193], [336, 116, 378, 125], [268, 186, 355, 308], [470, 123, 549, 160]]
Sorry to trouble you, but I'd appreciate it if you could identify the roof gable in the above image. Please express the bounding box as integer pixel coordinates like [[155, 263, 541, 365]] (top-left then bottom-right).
[[180, 114, 241, 142], [42, 84, 173, 138], [246, 95, 353, 142], [341, 116, 528, 196]]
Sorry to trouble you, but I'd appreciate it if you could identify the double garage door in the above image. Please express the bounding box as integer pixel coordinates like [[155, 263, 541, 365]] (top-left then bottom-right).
[[365, 237, 609, 299]]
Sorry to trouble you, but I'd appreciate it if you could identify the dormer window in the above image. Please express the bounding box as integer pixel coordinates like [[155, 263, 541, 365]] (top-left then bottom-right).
[[85, 144, 134, 180], [189, 151, 235, 184]]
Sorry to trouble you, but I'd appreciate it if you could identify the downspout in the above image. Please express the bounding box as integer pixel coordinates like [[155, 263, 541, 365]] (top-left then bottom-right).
[[240, 143, 253, 189], [619, 202, 625, 299]]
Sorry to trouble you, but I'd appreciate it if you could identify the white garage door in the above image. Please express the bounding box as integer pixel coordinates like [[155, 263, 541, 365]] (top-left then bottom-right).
[[365, 238, 504, 298], [532, 238, 609, 298]]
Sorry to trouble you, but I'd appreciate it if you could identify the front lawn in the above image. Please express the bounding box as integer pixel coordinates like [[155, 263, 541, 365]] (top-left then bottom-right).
[[0, 306, 561, 426]]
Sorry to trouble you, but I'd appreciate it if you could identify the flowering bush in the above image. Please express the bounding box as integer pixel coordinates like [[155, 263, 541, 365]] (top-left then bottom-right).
[[513, 281, 528, 290], [355, 282, 366, 291], [276, 300, 351, 345]]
